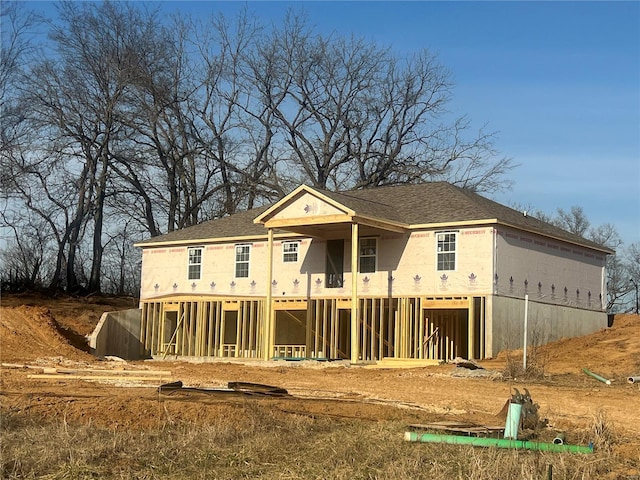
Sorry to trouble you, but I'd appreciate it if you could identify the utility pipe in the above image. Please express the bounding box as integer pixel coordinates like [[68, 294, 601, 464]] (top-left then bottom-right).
[[504, 402, 522, 440], [523, 294, 529, 371], [553, 433, 565, 445], [628, 376, 640, 384], [582, 368, 612, 385], [403, 432, 593, 454]]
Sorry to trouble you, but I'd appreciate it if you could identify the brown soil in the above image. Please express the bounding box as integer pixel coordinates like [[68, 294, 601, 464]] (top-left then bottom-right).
[[1, 293, 639, 470]]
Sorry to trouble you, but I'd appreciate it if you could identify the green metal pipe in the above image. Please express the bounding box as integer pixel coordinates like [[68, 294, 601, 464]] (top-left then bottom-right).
[[582, 368, 612, 385], [404, 432, 593, 454]]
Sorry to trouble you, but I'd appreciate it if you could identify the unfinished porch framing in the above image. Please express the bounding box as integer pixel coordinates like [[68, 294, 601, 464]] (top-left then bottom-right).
[[140, 295, 486, 362]]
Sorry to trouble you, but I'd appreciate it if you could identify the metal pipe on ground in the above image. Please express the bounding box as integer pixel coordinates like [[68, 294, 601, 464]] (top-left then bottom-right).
[[627, 376, 640, 384], [582, 368, 612, 385], [403, 432, 594, 454]]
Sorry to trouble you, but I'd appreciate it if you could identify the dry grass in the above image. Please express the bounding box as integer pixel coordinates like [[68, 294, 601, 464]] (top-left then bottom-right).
[[1, 404, 626, 480], [503, 343, 549, 381]]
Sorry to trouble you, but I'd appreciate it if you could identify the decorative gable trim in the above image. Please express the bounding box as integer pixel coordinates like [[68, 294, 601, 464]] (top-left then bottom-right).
[[254, 185, 355, 225]]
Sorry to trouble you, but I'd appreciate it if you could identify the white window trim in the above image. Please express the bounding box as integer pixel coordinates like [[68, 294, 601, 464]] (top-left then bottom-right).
[[235, 244, 251, 278], [436, 231, 457, 272], [187, 246, 203, 280], [358, 237, 378, 273], [282, 240, 300, 263]]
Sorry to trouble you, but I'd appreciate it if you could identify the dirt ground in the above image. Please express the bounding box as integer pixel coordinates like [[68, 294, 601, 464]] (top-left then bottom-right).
[[1, 293, 639, 469]]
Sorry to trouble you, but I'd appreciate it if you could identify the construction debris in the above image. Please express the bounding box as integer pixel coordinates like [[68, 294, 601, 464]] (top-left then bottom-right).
[[403, 431, 594, 454], [582, 368, 612, 385], [451, 357, 483, 370], [407, 421, 504, 438], [158, 381, 290, 398], [496, 388, 547, 432], [28, 374, 170, 382], [16, 363, 173, 383]]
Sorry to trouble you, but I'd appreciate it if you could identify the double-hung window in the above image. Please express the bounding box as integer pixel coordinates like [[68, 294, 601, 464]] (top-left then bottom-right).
[[359, 237, 377, 273], [282, 241, 299, 263], [235, 244, 251, 278], [436, 232, 457, 271], [188, 247, 203, 280]]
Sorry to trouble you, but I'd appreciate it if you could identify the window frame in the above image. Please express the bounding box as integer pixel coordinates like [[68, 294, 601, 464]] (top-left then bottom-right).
[[436, 231, 457, 271], [234, 244, 251, 278], [187, 246, 203, 280], [358, 237, 378, 274], [282, 240, 300, 263]]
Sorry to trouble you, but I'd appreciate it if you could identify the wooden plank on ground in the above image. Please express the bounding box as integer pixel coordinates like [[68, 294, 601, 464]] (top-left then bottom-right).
[[54, 368, 172, 375], [408, 422, 504, 437], [28, 374, 171, 381]]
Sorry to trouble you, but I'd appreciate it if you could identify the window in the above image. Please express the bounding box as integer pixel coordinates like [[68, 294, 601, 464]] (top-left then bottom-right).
[[235, 244, 250, 278], [188, 247, 203, 280], [282, 241, 299, 263], [436, 232, 457, 271], [359, 237, 377, 273]]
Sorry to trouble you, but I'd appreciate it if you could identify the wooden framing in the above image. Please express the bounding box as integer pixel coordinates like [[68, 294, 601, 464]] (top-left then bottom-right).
[[140, 294, 486, 362], [141, 297, 264, 359]]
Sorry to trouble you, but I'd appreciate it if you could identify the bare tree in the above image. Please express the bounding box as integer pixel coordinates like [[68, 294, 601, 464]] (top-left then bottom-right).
[[0, 3, 40, 192], [554, 206, 591, 237], [548, 207, 635, 312], [22, 1, 164, 293], [266, 13, 513, 192], [3, 3, 518, 295]]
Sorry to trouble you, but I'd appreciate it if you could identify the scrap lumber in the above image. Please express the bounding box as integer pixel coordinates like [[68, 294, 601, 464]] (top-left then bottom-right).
[[2, 363, 171, 376], [408, 421, 504, 438], [27, 374, 170, 381], [365, 357, 440, 369], [53, 368, 171, 376], [158, 380, 290, 397]]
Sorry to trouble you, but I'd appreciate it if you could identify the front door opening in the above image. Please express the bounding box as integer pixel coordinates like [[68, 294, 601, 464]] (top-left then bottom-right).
[[326, 239, 344, 288]]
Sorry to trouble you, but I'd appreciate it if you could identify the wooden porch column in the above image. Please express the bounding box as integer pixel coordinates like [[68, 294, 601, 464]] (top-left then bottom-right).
[[468, 297, 475, 360], [263, 228, 274, 360], [350, 222, 359, 363]]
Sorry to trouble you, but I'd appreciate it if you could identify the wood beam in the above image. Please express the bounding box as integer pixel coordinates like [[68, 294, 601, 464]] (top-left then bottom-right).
[[264, 228, 274, 360], [350, 222, 359, 363], [468, 297, 475, 360], [264, 214, 352, 229]]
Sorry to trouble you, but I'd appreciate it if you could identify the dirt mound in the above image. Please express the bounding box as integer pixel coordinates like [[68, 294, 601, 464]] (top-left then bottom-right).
[[486, 314, 640, 380], [540, 314, 640, 377], [0, 305, 95, 363]]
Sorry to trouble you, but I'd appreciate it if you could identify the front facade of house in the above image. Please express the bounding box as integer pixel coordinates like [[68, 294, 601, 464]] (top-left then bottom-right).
[[136, 183, 611, 363]]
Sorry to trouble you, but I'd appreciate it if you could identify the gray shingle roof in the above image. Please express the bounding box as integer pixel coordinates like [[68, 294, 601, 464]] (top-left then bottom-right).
[[136, 205, 271, 246], [136, 182, 612, 253]]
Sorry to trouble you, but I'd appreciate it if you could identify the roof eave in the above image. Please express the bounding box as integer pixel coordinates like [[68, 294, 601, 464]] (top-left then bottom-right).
[[408, 219, 499, 230], [494, 220, 615, 254], [135, 231, 306, 249]]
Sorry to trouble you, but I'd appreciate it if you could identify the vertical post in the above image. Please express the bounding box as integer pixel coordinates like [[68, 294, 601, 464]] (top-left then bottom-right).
[[264, 228, 274, 360], [468, 297, 475, 360], [479, 296, 485, 359], [350, 222, 359, 363], [523, 294, 529, 370]]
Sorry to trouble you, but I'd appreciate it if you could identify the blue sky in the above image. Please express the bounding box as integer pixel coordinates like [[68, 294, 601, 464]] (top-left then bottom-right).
[[173, 1, 639, 246], [29, 1, 640, 247]]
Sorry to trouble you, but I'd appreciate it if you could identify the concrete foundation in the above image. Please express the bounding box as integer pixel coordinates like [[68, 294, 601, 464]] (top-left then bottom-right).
[[89, 308, 146, 360], [486, 295, 607, 357]]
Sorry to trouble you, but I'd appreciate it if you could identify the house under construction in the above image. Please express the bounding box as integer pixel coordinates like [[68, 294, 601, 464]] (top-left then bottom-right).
[[135, 183, 611, 363]]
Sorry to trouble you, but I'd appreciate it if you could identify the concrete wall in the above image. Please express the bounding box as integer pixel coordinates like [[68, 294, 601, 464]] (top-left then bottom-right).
[[89, 308, 145, 360], [485, 295, 607, 357]]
